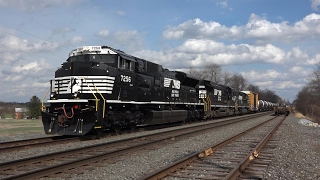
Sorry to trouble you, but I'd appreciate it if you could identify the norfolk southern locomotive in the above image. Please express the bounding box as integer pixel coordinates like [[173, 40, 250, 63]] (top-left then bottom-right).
[[41, 46, 271, 135]]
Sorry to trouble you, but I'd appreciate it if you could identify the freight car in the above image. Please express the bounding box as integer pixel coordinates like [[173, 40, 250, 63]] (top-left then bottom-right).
[[258, 100, 276, 111], [274, 104, 291, 116], [241, 91, 259, 112], [41, 45, 273, 136]]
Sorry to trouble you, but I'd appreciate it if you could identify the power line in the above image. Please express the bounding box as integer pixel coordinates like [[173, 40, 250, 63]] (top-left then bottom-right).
[[1, 8, 55, 32], [0, 30, 67, 64], [0, 21, 71, 54]]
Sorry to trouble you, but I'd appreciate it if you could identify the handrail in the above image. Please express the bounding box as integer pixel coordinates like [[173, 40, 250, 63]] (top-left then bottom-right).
[[41, 86, 51, 111], [202, 95, 212, 113], [202, 98, 208, 112], [82, 78, 99, 111], [91, 83, 106, 119], [207, 95, 211, 111]]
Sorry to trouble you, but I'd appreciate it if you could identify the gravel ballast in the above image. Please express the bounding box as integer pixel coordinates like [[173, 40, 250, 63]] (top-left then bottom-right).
[[263, 113, 320, 179], [1, 113, 319, 179]]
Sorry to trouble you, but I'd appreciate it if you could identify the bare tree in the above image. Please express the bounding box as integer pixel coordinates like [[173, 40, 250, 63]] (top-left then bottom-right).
[[226, 74, 248, 91], [222, 71, 232, 86], [187, 64, 284, 106], [204, 63, 222, 83], [295, 86, 312, 115], [260, 89, 281, 103], [295, 63, 320, 122], [247, 84, 260, 93], [188, 66, 206, 79]]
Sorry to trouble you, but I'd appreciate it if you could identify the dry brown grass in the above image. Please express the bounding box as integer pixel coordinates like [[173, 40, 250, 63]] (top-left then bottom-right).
[[294, 111, 318, 123]]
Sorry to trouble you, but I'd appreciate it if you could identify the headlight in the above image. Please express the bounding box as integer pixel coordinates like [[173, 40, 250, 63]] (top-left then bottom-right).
[[73, 92, 80, 98], [50, 92, 56, 99]]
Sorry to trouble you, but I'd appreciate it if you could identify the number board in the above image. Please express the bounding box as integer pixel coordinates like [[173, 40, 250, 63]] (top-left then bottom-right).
[[120, 74, 132, 83]]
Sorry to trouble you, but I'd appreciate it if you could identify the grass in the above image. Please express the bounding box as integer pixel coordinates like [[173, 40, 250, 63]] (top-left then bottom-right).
[[0, 119, 44, 135]]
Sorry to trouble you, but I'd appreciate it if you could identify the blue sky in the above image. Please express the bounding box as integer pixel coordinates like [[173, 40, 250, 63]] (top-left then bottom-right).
[[0, 0, 320, 102]]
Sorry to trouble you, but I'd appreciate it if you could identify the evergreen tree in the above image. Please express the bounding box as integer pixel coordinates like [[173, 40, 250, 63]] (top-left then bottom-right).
[[28, 95, 41, 119]]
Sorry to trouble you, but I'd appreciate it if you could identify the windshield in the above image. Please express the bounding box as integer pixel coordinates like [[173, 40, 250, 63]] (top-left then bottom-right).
[[67, 54, 116, 64]]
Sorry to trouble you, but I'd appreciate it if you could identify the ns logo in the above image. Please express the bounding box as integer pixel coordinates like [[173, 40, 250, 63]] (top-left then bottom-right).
[[164, 78, 180, 89]]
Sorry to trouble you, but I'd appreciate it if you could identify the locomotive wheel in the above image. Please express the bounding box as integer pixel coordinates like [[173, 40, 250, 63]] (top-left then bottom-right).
[[182, 116, 189, 124], [129, 123, 137, 131], [113, 124, 122, 132], [95, 128, 103, 134]]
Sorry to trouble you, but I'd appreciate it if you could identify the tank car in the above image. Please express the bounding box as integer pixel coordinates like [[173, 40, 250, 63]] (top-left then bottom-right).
[[258, 100, 266, 111]]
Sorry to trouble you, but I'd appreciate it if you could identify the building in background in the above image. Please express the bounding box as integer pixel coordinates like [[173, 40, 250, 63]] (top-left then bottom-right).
[[15, 108, 28, 119]]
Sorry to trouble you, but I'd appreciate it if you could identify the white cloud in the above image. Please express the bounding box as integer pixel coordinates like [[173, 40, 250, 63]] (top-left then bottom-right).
[[5, 74, 22, 81], [96, 29, 110, 37], [163, 18, 242, 40], [241, 69, 306, 94], [245, 14, 284, 38], [278, 81, 304, 89], [163, 13, 320, 43], [114, 30, 145, 41], [0, 36, 59, 53], [71, 36, 84, 44], [0, 82, 49, 98], [0, 1, 317, 103], [12, 61, 39, 73], [286, 47, 320, 65], [97, 30, 147, 52], [302, 54, 320, 65], [1, 52, 21, 64], [5, 59, 52, 79], [0, 58, 54, 101], [244, 13, 320, 42], [311, 0, 320, 11], [217, 0, 232, 10], [163, 30, 184, 39], [217, 1, 228, 8], [255, 81, 273, 86], [242, 70, 282, 81], [134, 39, 287, 69], [0, 35, 60, 64], [289, 66, 311, 76]]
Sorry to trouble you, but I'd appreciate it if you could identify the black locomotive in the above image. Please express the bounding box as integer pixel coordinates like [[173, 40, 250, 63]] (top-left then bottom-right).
[[41, 46, 256, 135]]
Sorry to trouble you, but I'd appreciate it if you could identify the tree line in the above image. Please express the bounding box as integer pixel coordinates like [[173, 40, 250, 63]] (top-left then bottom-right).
[[0, 96, 41, 119], [1, 63, 287, 119], [294, 64, 320, 122], [188, 63, 283, 103]]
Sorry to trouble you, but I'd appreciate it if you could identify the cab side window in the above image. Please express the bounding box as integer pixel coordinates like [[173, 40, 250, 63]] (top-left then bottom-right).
[[118, 56, 133, 71]]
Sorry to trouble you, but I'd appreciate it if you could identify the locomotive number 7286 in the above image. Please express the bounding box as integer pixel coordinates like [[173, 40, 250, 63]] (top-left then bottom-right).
[[120, 75, 131, 83]]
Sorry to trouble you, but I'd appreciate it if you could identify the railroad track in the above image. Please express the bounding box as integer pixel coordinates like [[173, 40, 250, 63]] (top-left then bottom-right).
[[140, 115, 286, 180], [0, 112, 270, 154], [0, 112, 271, 180], [0, 136, 81, 153]]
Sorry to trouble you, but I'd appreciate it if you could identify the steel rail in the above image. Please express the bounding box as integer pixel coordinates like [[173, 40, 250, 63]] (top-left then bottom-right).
[[0, 136, 79, 153], [224, 116, 286, 180], [0, 113, 271, 179], [139, 115, 280, 180]]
